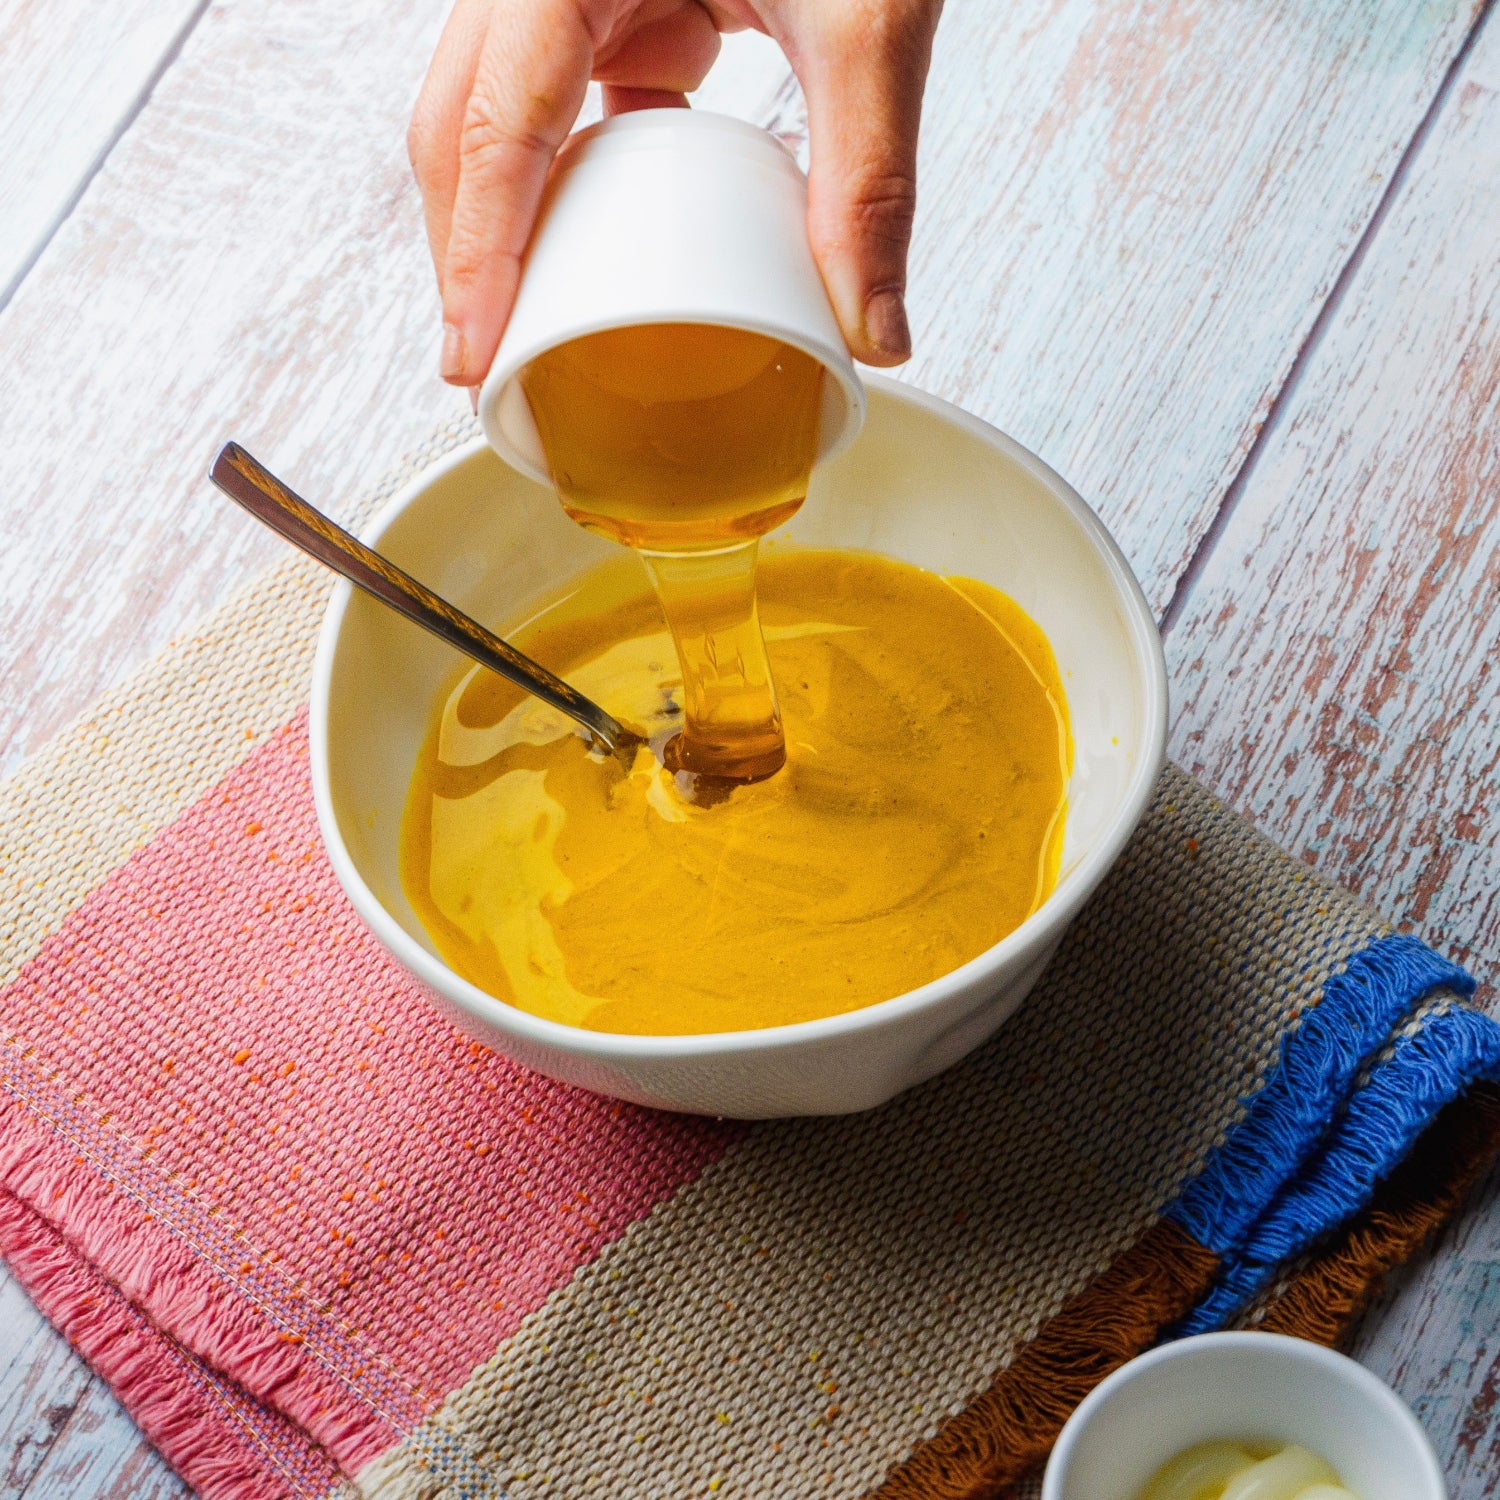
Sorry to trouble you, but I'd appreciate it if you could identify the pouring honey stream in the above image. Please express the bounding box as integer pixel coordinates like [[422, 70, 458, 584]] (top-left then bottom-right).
[[400, 317, 1072, 1036], [518, 321, 824, 786]]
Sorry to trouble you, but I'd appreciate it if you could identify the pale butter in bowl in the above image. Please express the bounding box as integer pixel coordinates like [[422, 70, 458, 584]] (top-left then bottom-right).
[[1044, 1332, 1447, 1500], [310, 377, 1167, 1117]]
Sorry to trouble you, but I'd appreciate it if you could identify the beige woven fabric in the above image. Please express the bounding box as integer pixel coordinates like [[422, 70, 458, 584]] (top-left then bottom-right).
[[359, 767, 1390, 1500], [0, 418, 477, 995]]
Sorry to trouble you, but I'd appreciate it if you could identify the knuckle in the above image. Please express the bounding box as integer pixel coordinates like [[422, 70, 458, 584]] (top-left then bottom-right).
[[847, 171, 918, 244], [439, 230, 485, 287], [442, 219, 521, 287], [457, 96, 553, 172]]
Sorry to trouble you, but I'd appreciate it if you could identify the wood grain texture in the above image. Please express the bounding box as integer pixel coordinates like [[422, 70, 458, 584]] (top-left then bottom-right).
[[1168, 13, 1500, 976], [11, 1373, 187, 1500], [1168, 16, 1500, 1489], [0, 0, 207, 302], [0, 1288, 180, 1500], [1349, 1159, 1500, 1495], [0, 0, 446, 781], [0, 1272, 94, 1496], [0, 0, 1498, 1493], [898, 0, 1488, 610]]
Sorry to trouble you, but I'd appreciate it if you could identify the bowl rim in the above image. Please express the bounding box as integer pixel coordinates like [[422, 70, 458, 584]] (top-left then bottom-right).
[[1040, 1330, 1447, 1499], [309, 374, 1169, 1062]]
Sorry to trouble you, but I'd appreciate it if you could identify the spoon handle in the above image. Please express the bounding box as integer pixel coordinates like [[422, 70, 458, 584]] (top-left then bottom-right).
[[209, 442, 634, 754]]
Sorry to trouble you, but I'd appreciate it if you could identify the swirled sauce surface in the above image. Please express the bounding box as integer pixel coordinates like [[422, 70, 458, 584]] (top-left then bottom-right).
[[399, 548, 1070, 1035]]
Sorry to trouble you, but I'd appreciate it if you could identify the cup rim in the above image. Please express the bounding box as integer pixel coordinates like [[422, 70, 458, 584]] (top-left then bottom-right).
[[555, 106, 806, 167], [480, 313, 867, 486], [309, 376, 1169, 1064], [1041, 1331, 1447, 1500]]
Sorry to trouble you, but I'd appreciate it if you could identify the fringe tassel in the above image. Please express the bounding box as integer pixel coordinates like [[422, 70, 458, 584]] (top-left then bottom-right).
[[0, 1183, 290, 1500], [1166, 935, 1472, 1255], [1178, 1002, 1500, 1333], [0, 1094, 399, 1473], [866, 1221, 1218, 1500], [1258, 1080, 1500, 1345]]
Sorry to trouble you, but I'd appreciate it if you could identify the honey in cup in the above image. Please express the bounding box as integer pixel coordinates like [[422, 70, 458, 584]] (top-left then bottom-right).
[[398, 320, 1072, 1036], [518, 322, 824, 781]]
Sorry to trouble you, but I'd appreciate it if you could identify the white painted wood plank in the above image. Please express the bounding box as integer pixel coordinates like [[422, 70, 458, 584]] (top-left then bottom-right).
[[1166, 17, 1500, 1494], [0, 1266, 94, 1497], [0, 0, 207, 302], [1349, 1160, 1500, 1496], [0, 1259, 184, 1500], [1167, 13, 1500, 977], [898, 0, 1488, 610], [16, 1363, 187, 1500]]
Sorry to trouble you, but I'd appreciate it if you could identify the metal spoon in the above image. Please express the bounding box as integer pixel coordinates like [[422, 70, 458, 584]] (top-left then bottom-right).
[[209, 442, 642, 760]]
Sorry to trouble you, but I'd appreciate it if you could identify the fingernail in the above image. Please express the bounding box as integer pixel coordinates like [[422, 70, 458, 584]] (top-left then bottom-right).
[[440, 322, 466, 382], [863, 289, 911, 363], [468, 385, 480, 415]]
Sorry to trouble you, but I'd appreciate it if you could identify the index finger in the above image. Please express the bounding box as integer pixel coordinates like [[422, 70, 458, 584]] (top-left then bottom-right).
[[439, 0, 596, 386], [408, 0, 494, 292]]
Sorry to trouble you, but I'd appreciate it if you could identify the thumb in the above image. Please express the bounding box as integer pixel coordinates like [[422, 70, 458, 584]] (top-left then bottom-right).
[[795, 2, 937, 366]]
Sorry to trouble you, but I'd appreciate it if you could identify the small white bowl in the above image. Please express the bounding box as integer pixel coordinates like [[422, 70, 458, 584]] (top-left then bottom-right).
[[1043, 1332, 1447, 1500], [310, 378, 1167, 1117]]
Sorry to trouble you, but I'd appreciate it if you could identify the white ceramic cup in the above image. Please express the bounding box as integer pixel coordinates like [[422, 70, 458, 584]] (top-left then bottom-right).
[[310, 379, 1167, 1118], [476, 108, 866, 483], [1043, 1331, 1447, 1500]]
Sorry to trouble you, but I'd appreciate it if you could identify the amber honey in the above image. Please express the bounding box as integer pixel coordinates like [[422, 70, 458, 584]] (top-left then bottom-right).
[[519, 322, 824, 551], [520, 322, 824, 780]]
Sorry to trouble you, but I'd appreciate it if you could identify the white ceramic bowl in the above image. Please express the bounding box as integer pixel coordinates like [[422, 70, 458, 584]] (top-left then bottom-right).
[[1043, 1332, 1447, 1500], [310, 378, 1167, 1117]]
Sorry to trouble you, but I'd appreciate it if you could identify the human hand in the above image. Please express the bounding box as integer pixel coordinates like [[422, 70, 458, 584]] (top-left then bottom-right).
[[408, 0, 943, 388]]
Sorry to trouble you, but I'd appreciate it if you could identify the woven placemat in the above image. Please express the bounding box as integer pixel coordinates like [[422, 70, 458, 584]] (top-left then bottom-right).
[[2, 417, 1497, 1500]]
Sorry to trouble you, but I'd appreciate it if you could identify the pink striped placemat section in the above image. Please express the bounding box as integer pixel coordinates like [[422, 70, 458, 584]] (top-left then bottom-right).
[[0, 421, 743, 1494]]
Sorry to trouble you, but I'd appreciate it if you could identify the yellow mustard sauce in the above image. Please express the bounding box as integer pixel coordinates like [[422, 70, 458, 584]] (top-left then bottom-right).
[[399, 547, 1071, 1035]]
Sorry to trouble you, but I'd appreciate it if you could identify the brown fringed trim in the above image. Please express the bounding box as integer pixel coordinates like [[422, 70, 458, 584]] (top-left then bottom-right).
[[867, 1220, 1218, 1500], [1257, 1080, 1500, 1346], [866, 1083, 1500, 1500]]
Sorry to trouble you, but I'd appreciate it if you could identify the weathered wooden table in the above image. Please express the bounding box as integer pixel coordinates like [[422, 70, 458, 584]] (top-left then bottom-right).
[[2, 0, 1498, 1493]]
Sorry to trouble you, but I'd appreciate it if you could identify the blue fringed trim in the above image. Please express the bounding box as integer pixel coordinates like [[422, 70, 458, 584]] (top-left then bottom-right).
[[1164, 933, 1472, 1254], [1176, 1001, 1500, 1333]]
